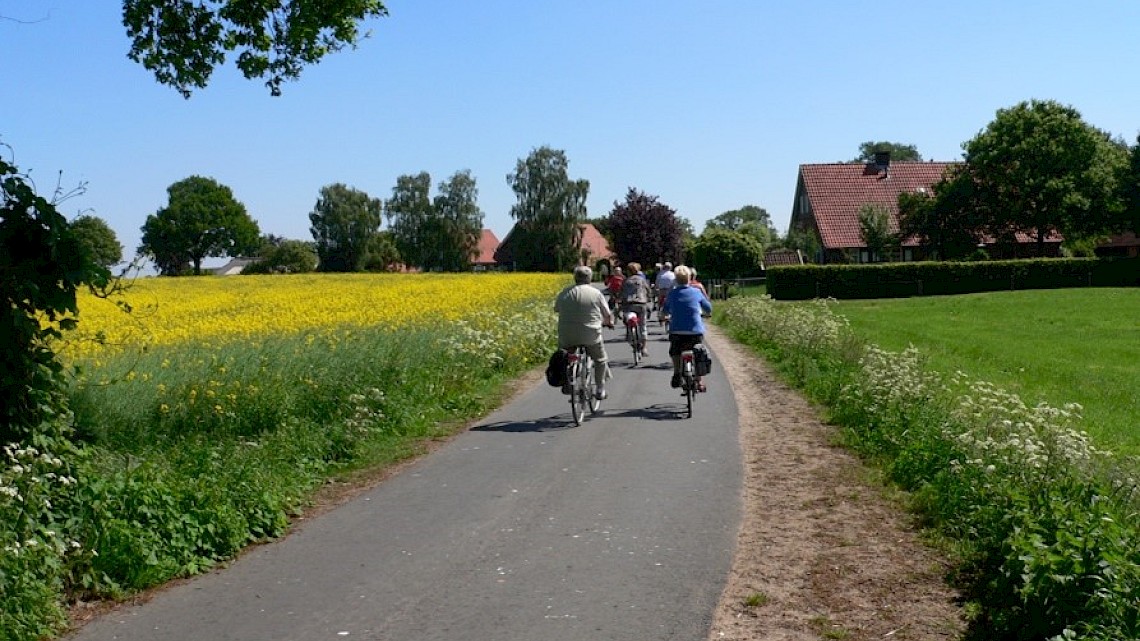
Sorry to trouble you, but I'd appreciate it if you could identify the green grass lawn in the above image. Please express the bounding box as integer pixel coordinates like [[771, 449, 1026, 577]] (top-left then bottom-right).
[[835, 288, 1140, 454]]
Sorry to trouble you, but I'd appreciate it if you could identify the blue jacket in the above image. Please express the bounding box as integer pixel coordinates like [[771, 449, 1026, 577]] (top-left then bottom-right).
[[664, 285, 712, 334]]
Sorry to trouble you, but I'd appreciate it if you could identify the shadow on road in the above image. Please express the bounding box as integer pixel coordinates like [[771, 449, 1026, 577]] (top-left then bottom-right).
[[473, 404, 686, 433]]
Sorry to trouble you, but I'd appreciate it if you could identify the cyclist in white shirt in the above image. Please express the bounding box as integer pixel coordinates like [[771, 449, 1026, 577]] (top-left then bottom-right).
[[654, 261, 676, 321]]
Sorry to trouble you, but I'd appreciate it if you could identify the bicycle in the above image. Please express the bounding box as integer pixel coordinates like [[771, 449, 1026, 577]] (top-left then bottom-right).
[[564, 345, 601, 425], [624, 311, 645, 366], [679, 348, 697, 419]]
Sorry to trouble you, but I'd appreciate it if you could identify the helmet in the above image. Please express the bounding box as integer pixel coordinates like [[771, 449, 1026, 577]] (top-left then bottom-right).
[[664, 261, 673, 269]]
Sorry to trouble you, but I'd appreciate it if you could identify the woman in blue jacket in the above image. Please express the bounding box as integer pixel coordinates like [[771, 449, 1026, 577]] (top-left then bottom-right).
[[663, 265, 713, 391]]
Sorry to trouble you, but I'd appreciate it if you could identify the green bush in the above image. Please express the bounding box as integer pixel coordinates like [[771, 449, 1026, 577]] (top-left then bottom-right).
[[767, 257, 1140, 300]]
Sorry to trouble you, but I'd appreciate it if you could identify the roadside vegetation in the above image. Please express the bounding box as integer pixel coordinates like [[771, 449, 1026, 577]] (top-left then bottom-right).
[[836, 288, 1140, 454], [1, 273, 563, 641], [719, 293, 1140, 641]]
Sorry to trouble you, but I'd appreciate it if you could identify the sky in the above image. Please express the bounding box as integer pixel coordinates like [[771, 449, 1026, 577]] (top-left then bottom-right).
[[4, 1, 1140, 269]]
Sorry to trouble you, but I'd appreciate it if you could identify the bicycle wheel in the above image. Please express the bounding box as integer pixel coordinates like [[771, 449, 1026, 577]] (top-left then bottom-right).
[[683, 361, 695, 419], [631, 335, 641, 366], [568, 360, 584, 425], [584, 358, 600, 413]]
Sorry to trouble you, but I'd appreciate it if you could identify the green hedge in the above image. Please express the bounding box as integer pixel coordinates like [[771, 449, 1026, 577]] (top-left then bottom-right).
[[767, 257, 1140, 300]]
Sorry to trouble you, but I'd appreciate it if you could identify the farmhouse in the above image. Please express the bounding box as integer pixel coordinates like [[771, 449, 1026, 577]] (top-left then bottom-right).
[[473, 229, 500, 270], [789, 153, 1063, 263], [494, 222, 614, 271]]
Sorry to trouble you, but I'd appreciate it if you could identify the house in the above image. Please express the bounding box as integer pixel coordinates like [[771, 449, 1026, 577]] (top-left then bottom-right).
[[494, 222, 614, 271], [1095, 231, 1140, 258], [790, 153, 1062, 263], [473, 229, 500, 270], [578, 223, 614, 265], [211, 256, 258, 275]]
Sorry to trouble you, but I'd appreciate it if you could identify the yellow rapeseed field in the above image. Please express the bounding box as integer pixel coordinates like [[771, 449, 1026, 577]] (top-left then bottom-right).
[[63, 273, 567, 357]]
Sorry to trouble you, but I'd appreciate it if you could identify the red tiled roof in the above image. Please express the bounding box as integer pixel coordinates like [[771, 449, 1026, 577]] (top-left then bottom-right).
[[801, 162, 959, 249], [474, 229, 499, 264], [580, 223, 614, 259], [763, 248, 804, 266]]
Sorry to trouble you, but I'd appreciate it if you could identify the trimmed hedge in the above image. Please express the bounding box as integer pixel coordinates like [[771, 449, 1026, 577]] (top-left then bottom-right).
[[767, 257, 1140, 300]]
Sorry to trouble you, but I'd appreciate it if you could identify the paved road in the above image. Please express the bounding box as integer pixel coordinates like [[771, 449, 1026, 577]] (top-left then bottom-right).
[[68, 323, 742, 641]]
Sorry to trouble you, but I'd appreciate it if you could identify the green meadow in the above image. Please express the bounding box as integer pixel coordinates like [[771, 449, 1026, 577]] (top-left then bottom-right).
[[835, 288, 1140, 454]]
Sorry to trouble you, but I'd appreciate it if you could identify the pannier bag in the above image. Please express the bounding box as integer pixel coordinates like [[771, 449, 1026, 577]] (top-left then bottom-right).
[[692, 343, 712, 376], [545, 349, 569, 387]]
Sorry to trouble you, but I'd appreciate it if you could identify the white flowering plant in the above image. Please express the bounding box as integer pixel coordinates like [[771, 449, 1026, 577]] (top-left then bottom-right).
[[719, 296, 1140, 641]]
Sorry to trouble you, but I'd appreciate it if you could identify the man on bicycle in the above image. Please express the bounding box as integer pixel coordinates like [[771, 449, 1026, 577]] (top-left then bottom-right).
[[619, 262, 651, 357], [664, 265, 712, 391], [555, 265, 614, 400]]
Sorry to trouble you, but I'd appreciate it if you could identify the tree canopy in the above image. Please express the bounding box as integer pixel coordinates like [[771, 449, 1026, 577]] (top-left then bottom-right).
[[122, 0, 389, 97], [688, 228, 764, 279], [852, 141, 922, 163], [897, 167, 986, 260], [243, 237, 318, 274], [705, 205, 778, 250], [71, 214, 123, 269], [139, 175, 260, 275], [607, 188, 685, 269], [309, 183, 383, 272], [857, 204, 896, 262], [386, 170, 483, 271], [960, 99, 1128, 252], [502, 146, 589, 271]]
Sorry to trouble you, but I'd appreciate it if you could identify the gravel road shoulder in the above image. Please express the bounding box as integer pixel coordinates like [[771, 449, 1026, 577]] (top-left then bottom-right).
[[702, 324, 964, 641]]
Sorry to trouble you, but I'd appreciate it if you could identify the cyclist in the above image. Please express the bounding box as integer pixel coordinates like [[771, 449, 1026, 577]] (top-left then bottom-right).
[[604, 265, 625, 315], [654, 261, 676, 323], [689, 267, 710, 301], [619, 261, 652, 357], [664, 265, 712, 391], [554, 265, 614, 400]]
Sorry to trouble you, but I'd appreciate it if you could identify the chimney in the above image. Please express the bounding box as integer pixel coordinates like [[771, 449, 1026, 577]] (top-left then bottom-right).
[[873, 150, 890, 178]]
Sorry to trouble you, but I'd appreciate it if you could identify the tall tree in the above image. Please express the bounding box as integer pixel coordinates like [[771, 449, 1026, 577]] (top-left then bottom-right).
[[852, 141, 922, 163], [431, 170, 483, 271], [139, 176, 260, 275], [122, 0, 388, 97], [608, 188, 685, 268], [71, 214, 123, 269], [309, 183, 382, 272], [963, 99, 1127, 253], [387, 170, 484, 271], [898, 167, 986, 260], [503, 146, 589, 272], [1118, 135, 1140, 234], [385, 172, 433, 269], [857, 204, 896, 262]]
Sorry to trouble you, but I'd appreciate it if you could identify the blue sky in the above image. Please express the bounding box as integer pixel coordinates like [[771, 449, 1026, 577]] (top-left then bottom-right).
[[4, 1, 1140, 268]]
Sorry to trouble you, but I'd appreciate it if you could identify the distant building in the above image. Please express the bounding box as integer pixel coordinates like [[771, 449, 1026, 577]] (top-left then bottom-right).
[[790, 153, 1062, 263], [211, 257, 257, 275], [473, 229, 500, 270], [494, 222, 614, 271]]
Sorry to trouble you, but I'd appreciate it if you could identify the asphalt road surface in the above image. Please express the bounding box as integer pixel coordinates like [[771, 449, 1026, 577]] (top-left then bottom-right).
[[68, 322, 742, 641]]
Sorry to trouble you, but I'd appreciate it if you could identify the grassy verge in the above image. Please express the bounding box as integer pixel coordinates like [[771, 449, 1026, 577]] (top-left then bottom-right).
[[718, 296, 1140, 641], [835, 288, 1140, 454], [1, 287, 559, 641]]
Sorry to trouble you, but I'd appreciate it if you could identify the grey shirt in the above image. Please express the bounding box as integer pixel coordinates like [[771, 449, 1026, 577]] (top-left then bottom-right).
[[554, 283, 612, 347]]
